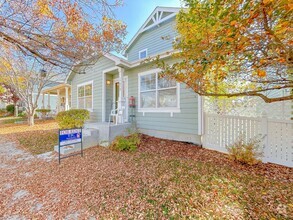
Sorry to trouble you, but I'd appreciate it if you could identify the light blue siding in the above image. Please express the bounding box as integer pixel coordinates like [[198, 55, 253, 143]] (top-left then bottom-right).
[[69, 57, 116, 121], [126, 18, 177, 62], [67, 9, 201, 143], [125, 62, 199, 135]]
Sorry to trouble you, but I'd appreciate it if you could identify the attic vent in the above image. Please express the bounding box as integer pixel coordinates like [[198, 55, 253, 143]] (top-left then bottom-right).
[[141, 9, 178, 32], [145, 19, 154, 29], [161, 12, 173, 19]]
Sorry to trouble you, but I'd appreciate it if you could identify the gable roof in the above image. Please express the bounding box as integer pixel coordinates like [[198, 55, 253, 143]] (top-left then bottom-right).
[[124, 6, 180, 54], [65, 53, 132, 83]]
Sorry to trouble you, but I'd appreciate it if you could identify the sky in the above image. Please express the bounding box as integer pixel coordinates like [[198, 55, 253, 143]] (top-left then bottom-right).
[[113, 0, 183, 45]]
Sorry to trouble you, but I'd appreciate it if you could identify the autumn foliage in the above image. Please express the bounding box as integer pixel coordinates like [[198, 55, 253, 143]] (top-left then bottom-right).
[[0, 0, 126, 67], [159, 0, 292, 103], [0, 0, 126, 125]]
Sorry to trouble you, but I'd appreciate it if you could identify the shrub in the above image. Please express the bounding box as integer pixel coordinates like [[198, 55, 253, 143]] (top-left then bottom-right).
[[56, 109, 90, 129], [36, 109, 51, 118], [36, 109, 51, 113], [110, 133, 141, 152], [226, 134, 263, 165], [18, 111, 26, 117], [6, 104, 15, 114]]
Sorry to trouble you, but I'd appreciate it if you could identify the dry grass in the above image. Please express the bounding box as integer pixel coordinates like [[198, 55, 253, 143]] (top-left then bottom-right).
[[0, 135, 292, 219], [0, 120, 59, 155], [0, 120, 58, 135], [15, 130, 58, 155]]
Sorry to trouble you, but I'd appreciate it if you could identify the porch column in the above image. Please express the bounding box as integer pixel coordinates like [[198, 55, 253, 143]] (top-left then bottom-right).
[[118, 67, 124, 123], [42, 93, 45, 109], [65, 87, 69, 111], [47, 92, 51, 109], [57, 89, 60, 113]]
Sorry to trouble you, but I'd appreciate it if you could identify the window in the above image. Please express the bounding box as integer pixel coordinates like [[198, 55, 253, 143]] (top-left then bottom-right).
[[77, 82, 93, 110], [139, 49, 148, 59], [139, 69, 179, 112]]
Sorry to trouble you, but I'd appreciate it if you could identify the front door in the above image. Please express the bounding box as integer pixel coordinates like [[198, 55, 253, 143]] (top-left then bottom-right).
[[113, 76, 128, 122]]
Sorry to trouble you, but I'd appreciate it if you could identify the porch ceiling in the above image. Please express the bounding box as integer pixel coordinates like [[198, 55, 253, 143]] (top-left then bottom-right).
[[105, 69, 119, 75]]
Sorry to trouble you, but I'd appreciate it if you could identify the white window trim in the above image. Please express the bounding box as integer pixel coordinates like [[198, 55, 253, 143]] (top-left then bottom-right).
[[77, 80, 93, 112], [138, 68, 180, 114], [139, 48, 148, 60]]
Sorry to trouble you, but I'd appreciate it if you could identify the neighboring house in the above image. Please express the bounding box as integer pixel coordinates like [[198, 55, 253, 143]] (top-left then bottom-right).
[[0, 100, 7, 109], [54, 6, 203, 144], [18, 81, 60, 114], [35, 81, 61, 112]]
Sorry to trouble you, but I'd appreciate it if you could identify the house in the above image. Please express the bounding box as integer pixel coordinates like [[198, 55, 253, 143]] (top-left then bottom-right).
[[40, 6, 293, 168], [40, 82, 69, 114], [0, 100, 7, 109], [43, 7, 203, 144]]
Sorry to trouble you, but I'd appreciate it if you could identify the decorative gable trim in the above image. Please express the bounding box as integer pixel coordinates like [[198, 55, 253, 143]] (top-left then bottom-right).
[[124, 7, 180, 54]]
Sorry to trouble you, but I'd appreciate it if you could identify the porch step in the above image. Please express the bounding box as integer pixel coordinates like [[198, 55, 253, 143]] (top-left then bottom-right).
[[84, 122, 132, 146], [54, 123, 133, 154]]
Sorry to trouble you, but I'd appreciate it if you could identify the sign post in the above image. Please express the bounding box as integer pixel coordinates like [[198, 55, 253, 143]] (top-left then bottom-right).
[[58, 128, 83, 164]]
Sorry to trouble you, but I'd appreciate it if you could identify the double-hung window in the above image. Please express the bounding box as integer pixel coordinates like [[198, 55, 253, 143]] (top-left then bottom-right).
[[77, 81, 93, 111], [139, 69, 179, 112]]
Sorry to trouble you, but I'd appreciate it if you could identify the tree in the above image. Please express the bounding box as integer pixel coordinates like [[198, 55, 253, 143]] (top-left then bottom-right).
[[0, 81, 20, 116], [0, 53, 60, 125], [158, 0, 292, 103], [0, 0, 126, 68], [0, 0, 126, 125]]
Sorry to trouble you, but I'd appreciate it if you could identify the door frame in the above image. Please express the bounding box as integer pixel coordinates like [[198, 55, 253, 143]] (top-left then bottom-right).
[[113, 76, 128, 122]]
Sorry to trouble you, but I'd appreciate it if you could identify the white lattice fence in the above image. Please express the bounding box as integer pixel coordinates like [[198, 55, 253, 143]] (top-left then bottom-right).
[[204, 96, 292, 120], [203, 113, 293, 167], [266, 119, 293, 167]]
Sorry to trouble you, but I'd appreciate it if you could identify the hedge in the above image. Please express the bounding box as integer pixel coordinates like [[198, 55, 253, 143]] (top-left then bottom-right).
[[56, 109, 90, 129]]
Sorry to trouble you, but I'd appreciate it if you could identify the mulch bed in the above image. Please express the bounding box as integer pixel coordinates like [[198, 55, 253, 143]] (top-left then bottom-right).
[[138, 135, 293, 182]]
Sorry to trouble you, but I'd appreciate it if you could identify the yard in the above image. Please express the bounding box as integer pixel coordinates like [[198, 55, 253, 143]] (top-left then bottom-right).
[[0, 122, 292, 219], [0, 120, 58, 154]]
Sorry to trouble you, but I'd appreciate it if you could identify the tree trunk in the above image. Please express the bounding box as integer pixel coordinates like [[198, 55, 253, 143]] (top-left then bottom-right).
[[14, 104, 18, 117], [27, 109, 36, 126]]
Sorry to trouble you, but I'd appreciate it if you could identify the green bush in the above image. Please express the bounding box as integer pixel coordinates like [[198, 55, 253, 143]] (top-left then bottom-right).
[[36, 109, 51, 118], [36, 109, 51, 113], [18, 111, 26, 117], [6, 104, 15, 113], [56, 109, 90, 129], [110, 133, 141, 152], [226, 134, 263, 165]]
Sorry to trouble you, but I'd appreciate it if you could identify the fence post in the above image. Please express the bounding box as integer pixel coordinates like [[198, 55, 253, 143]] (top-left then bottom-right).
[[261, 112, 269, 162]]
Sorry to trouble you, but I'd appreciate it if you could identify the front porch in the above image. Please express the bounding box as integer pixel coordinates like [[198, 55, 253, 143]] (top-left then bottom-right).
[[102, 67, 130, 125], [42, 84, 71, 115]]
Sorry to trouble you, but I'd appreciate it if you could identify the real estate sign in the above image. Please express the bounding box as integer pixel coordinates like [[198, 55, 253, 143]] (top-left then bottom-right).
[[59, 128, 82, 146], [58, 128, 83, 164]]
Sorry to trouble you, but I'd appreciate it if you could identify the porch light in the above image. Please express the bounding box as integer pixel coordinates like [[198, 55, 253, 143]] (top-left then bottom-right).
[[106, 80, 111, 85]]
